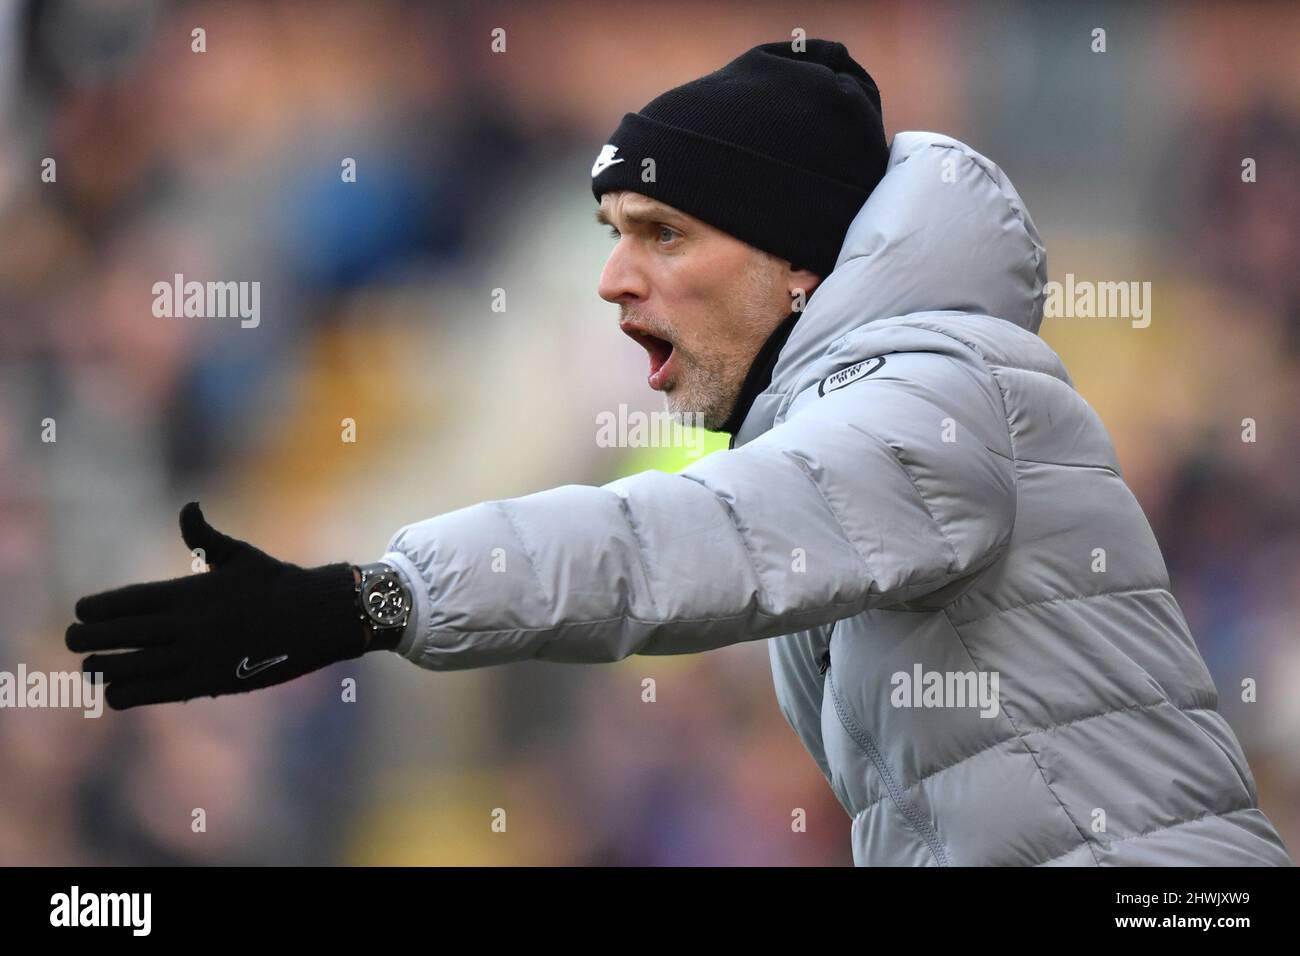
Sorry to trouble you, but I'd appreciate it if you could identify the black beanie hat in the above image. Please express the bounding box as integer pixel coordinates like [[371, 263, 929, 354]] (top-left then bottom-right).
[[590, 39, 889, 279]]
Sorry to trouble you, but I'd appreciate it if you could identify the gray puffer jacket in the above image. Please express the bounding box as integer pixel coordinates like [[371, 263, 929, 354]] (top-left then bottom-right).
[[381, 131, 1293, 866]]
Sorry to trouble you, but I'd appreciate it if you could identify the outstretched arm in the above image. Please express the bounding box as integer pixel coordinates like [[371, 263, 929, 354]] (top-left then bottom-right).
[[66, 344, 1016, 707]]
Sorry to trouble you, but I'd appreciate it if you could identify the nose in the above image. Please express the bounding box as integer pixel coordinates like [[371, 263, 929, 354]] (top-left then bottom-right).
[[597, 238, 649, 305]]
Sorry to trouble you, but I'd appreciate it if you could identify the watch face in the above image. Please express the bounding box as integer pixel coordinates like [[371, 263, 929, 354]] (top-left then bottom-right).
[[364, 575, 408, 627]]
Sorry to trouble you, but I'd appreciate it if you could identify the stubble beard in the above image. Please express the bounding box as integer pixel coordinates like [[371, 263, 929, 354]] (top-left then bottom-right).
[[663, 254, 788, 432]]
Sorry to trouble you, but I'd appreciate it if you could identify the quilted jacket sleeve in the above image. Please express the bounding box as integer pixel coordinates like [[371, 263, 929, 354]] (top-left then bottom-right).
[[381, 344, 1016, 670]]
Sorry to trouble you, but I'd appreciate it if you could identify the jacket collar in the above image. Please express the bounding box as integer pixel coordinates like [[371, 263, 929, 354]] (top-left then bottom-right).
[[723, 132, 1048, 450]]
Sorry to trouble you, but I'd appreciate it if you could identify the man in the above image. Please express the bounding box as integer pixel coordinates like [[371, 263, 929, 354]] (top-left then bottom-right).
[[67, 40, 1293, 867]]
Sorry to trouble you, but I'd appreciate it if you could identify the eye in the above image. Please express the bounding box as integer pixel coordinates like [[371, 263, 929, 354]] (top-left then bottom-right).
[[657, 225, 680, 244]]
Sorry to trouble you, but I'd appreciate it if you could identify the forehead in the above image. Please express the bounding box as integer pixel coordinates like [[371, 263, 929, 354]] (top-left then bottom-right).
[[596, 192, 690, 223]]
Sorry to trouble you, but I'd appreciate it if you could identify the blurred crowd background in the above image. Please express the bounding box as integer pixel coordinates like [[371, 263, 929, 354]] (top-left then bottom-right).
[[1, 0, 1297, 865]]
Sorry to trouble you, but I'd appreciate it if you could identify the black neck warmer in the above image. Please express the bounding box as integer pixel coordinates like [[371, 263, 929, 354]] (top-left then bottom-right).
[[719, 309, 800, 448]]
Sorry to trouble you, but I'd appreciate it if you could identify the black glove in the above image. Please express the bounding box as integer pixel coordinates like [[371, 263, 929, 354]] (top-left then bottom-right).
[[66, 502, 369, 710]]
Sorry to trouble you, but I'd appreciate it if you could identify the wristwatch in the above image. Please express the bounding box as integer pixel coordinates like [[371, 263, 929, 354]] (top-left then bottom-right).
[[353, 562, 412, 651]]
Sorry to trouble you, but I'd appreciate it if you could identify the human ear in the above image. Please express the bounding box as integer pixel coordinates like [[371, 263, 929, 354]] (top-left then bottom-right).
[[787, 264, 822, 306]]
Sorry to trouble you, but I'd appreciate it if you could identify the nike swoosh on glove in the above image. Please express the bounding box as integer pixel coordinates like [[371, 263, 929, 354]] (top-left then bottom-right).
[[66, 502, 367, 710]]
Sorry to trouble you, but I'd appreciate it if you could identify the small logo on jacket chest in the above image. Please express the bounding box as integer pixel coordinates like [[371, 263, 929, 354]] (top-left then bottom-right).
[[817, 355, 886, 396]]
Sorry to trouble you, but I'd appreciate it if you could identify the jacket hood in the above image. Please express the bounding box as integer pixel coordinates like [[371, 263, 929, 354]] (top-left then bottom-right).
[[731, 131, 1047, 447]]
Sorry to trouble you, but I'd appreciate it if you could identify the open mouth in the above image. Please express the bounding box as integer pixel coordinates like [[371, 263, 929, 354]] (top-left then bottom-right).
[[621, 324, 677, 391]]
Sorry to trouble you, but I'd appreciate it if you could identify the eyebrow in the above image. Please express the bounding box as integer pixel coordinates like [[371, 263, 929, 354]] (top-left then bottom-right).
[[594, 203, 682, 228]]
